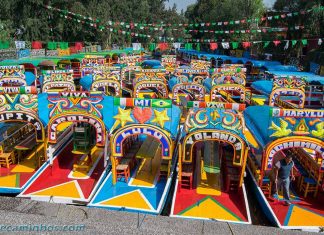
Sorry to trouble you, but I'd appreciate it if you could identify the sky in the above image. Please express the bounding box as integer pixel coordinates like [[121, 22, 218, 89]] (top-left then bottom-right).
[[165, 0, 276, 12]]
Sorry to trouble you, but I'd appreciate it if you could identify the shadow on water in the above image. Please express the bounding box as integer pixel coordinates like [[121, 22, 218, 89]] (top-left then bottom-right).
[[245, 176, 272, 226]]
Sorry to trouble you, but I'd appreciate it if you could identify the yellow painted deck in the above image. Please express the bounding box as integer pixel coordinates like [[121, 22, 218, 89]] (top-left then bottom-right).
[[57, 122, 73, 132], [251, 97, 266, 105], [11, 143, 44, 173], [100, 190, 152, 210], [180, 197, 241, 221], [130, 147, 161, 187], [31, 181, 83, 198], [70, 146, 103, 179], [196, 160, 221, 196], [287, 206, 324, 226], [0, 174, 19, 187]]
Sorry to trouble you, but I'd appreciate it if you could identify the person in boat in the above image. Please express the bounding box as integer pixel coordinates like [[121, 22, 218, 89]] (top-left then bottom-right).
[[271, 155, 295, 205]]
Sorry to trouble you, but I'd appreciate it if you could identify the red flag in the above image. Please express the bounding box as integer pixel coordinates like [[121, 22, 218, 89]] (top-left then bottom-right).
[[210, 42, 218, 50], [32, 41, 42, 49], [75, 42, 83, 50], [158, 42, 168, 51], [242, 42, 251, 48], [273, 40, 281, 46]]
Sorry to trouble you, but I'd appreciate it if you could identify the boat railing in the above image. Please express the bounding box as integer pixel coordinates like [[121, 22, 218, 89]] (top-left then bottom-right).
[[275, 98, 298, 109], [287, 148, 323, 196], [47, 124, 74, 161], [1, 124, 34, 152], [247, 153, 262, 183]]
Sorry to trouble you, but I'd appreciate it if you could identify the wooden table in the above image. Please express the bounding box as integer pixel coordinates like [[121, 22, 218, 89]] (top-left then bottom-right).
[[136, 137, 159, 172], [14, 135, 37, 164]]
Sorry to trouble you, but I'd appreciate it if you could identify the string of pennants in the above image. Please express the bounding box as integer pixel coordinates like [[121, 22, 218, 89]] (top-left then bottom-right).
[[42, 4, 323, 45], [182, 38, 324, 46], [44, 7, 310, 42], [44, 5, 323, 30], [180, 38, 323, 51]]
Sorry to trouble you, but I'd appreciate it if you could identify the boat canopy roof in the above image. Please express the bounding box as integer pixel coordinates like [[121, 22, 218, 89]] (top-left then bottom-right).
[[251, 81, 273, 95], [244, 106, 324, 150], [266, 70, 324, 85]]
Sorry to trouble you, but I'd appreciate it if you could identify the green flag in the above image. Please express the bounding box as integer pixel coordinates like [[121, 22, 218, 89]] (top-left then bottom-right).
[[59, 42, 69, 49], [292, 40, 297, 46], [196, 43, 200, 51], [47, 42, 57, 50], [301, 39, 308, 46], [0, 41, 10, 49], [263, 41, 270, 48], [149, 43, 156, 51], [231, 42, 239, 49]]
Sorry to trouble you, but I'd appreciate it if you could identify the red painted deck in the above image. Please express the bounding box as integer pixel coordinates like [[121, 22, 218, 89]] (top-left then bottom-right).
[[0, 164, 34, 188], [172, 182, 249, 222], [23, 143, 104, 200], [267, 181, 324, 227]]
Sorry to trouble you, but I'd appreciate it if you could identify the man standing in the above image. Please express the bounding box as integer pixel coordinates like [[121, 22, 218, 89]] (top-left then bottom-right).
[[272, 155, 295, 205]]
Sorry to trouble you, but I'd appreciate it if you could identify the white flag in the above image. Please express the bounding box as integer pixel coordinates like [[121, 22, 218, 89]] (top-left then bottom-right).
[[222, 42, 230, 49], [284, 41, 289, 50], [15, 41, 25, 49], [173, 42, 181, 50], [318, 39, 323, 46], [132, 43, 141, 51]]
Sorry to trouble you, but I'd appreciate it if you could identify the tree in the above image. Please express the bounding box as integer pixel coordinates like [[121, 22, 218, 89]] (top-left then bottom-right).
[[0, 0, 186, 46], [185, 0, 265, 50]]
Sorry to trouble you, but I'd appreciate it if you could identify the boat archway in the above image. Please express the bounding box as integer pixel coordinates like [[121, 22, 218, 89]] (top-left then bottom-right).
[[112, 124, 172, 159], [172, 83, 206, 104], [264, 136, 324, 171], [42, 81, 76, 92], [182, 130, 247, 168], [0, 111, 45, 142], [134, 81, 169, 98], [269, 88, 305, 108], [91, 80, 121, 96], [47, 113, 106, 146], [210, 84, 246, 102], [0, 77, 27, 87], [269, 76, 306, 108], [111, 124, 173, 184]]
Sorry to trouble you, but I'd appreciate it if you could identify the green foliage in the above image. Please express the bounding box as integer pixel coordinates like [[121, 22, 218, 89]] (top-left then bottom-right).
[[185, 0, 265, 42], [274, 0, 324, 36], [0, 0, 186, 45]]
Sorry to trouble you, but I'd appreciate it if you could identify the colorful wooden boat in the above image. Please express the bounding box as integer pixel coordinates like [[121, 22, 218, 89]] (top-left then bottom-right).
[[250, 76, 323, 109], [161, 55, 178, 73], [208, 70, 247, 104], [89, 97, 181, 214], [133, 69, 168, 99], [0, 65, 36, 87], [245, 106, 324, 231], [170, 105, 251, 224], [19, 91, 110, 204], [41, 70, 76, 92], [80, 66, 121, 96], [0, 88, 48, 194]]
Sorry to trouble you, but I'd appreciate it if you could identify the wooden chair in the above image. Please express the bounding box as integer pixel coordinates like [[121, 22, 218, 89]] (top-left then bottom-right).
[[261, 176, 272, 197], [180, 164, 193, 189], [158, 159, 170, 181], [116, 158, 131, 182], [300, 167, 318, 198], [0, 152, 15, 168]]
